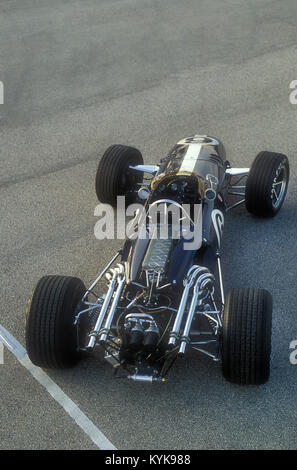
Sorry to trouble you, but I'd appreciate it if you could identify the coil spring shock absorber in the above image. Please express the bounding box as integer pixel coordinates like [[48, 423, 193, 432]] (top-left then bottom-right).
[[206, 315, 217, 332]]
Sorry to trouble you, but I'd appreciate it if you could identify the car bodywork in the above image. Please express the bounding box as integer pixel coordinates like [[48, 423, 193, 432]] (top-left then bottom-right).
[[75, 135, 251, 382]]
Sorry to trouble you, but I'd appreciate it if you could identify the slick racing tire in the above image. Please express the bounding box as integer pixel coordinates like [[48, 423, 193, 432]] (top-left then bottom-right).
[[26, 275, 86, 368], [95, 144, 143, 207], [245, 151, 289, 217], [222, 288, 272, 385]]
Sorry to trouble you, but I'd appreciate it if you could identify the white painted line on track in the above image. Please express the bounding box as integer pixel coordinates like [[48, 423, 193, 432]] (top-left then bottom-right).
[[0, 323, 117, 450]]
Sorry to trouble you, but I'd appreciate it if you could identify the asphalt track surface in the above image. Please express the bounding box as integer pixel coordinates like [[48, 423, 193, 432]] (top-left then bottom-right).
[[0, 0, 297, 450]]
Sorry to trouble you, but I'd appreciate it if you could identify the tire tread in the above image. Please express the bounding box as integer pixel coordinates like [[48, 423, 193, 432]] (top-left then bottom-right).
[[222, 288, 272, 385], [26, 275, 86, 369], [95, 144, 143, 206]]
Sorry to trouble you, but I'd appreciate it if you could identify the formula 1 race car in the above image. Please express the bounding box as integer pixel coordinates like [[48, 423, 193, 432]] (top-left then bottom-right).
[[25, 136, 289, 384]]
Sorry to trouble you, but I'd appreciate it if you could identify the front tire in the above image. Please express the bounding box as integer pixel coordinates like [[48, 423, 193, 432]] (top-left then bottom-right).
[[222, 288, 272, 385], [26, 275, 86, 369], [95, 144, 143, 207], [245, 151, 289, 217]]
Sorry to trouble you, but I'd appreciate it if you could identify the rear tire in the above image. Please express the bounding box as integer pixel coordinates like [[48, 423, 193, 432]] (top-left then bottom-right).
[[222, 288, 272, 385], [245, 151, 289, 217], [95, 144, 143, 207], [26, 276, 86, 369]]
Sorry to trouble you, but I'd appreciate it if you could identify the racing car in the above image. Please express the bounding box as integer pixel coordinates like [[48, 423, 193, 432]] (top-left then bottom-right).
[[25, 135, 289, 384]]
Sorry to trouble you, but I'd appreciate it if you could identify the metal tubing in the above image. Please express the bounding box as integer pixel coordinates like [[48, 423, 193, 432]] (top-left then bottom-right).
[[190, 340, 217, 345], [178, 285, 200, 355], [87, 271, 118, 349], [125, 313, 154, 322], [191, 346, 219, 361], [168, 266, 208, 347], [129, 164, 160, 174], [99, 276, 126, 343], [168, 283, 192, 346], [227, 191, 245, 196], [225, 168, 249, 176], [178, 272, 215, 355], [82, 251, 121, 301], [226, 198, 245, 211], [217, 256, 225, 307], [127, 374, 163, 382], [190, 330, 214, 336], [202, 313, 219, 327], [74, 304, 103, 326]]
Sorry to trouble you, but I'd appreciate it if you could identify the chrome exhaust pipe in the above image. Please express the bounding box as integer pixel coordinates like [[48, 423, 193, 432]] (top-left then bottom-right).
[[168, 265, 208, 347], [99, 264, 125, 344], [87, 265, 121, 350], [178, 270, 215, 356]]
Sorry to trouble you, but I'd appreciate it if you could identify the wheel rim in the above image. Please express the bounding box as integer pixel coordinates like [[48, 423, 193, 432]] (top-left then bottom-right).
[[271, 163, 288, 209]]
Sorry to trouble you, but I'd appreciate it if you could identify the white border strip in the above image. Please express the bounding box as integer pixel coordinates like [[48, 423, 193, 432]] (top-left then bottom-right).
[[0, 324, 117, 450]]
